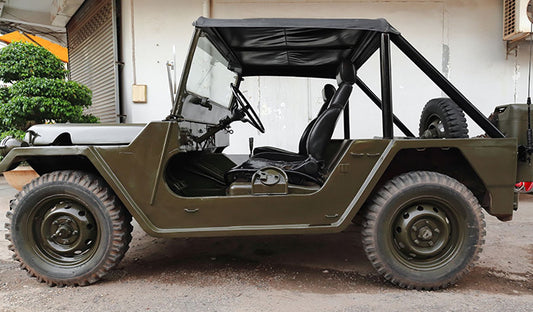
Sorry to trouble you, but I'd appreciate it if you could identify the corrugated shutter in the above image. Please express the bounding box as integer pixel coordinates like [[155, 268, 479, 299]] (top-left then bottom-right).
[[67, 0, 119, 123]]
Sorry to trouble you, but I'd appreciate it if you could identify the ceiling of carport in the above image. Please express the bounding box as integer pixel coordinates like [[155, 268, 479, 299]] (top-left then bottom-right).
[[0, 0, 85, 45]]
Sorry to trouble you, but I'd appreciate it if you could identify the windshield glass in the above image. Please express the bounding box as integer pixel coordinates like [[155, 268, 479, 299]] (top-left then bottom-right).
[[186, 35, 236, 107]]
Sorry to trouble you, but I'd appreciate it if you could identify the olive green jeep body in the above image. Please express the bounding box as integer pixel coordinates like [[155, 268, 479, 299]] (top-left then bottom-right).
[[0, 17, 526, 290]]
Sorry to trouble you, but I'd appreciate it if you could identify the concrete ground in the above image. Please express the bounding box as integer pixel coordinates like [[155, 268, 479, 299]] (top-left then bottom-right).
[[0, 175, 532, 312]]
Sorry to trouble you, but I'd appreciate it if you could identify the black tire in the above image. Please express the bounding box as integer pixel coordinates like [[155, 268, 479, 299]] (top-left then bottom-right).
[[362, 171, 485, 290], [419, 98, 468, 138], [5, 170, 132, 286]]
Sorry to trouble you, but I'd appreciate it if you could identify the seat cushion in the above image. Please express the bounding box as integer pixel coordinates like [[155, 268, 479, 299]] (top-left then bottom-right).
[[252, 146, 298, 156]]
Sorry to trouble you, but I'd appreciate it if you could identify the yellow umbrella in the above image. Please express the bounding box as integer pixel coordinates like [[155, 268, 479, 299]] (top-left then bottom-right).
[[0, 31, 68, 63]]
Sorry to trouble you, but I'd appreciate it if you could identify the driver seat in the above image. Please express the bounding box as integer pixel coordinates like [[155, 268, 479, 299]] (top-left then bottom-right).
[[226, 60, 356, 185], [252, 83, 336, 157]]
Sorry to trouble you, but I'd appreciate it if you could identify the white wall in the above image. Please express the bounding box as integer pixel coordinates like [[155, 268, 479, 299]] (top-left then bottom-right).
[[120, 0, 204, 122], [120, 0, 530, 154]]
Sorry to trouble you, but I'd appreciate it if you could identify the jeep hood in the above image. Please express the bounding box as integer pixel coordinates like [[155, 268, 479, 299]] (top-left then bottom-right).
[[25, 124, 146, 146]]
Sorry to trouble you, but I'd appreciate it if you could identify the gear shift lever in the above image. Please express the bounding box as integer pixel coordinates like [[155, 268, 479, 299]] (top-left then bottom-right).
[[249, 137, 254, 157]]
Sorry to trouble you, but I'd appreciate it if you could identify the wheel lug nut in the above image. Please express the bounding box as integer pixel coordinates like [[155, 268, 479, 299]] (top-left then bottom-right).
[[52, 221, 59, 225], [428, 241, 434, 246], [434, 228, 440, 233], [72, 230, 79, 236], [414, 239, 420, 245], [412, 226, 417, 232]]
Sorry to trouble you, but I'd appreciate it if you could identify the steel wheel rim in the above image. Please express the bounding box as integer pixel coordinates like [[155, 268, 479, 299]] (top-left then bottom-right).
[[424, 114, 446, 138], [388, 198, 463, 271], [27, 195, 100, 266]]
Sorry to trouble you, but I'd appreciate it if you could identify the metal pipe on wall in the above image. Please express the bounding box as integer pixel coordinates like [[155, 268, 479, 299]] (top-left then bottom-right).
[[130, 0, 137, 85], [203, 0, 212, 18]]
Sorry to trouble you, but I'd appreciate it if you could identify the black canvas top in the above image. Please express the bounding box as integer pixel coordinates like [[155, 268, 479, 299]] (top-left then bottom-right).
[[193, 17, 400, 78]]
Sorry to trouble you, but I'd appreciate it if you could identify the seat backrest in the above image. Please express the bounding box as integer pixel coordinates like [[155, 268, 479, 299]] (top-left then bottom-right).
[[305, 60, 355, 160], [297, 84, 336, 155]]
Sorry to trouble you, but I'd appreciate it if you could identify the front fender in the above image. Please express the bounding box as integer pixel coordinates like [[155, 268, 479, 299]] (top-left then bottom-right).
[[0, 146, 92, 173], [0, 145, 162, 237]]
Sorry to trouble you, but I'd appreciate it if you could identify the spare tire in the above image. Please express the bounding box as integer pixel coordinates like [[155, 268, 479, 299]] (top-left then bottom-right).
[[419, 98, 468, 138]]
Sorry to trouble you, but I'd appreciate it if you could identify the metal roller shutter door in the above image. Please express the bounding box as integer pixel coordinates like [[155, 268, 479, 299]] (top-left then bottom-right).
[[67, 0, 119, 123]]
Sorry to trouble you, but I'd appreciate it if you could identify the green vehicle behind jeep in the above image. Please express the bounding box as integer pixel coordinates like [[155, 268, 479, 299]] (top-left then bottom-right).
[[0, 17, 527, 290]]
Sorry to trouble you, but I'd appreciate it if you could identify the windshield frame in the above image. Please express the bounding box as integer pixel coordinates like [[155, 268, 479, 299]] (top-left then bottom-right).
[[172, 29, 239, 118]]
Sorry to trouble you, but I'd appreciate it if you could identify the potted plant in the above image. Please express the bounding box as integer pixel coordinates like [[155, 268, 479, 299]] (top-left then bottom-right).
[[0, 42, 97, 190]]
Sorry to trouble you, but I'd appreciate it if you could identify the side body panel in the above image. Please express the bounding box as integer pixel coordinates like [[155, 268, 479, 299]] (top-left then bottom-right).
[[0, 121, 517, 237], [94, 122, 389, 236]]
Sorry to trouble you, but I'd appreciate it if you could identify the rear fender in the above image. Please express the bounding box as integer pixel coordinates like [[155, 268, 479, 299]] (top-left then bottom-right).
[[357, 139, 517, 222]]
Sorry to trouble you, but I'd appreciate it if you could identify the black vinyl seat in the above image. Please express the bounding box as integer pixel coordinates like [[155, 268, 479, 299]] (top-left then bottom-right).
[[226, 60, 356, 185], [252, 84, 336, 157]]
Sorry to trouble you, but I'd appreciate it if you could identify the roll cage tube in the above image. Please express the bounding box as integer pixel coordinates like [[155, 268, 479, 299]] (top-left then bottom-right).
[[380, 33, 394, 139], [389, 34, 504, 138], [353, 33, 504, 139], [355, 76, 414, 137]]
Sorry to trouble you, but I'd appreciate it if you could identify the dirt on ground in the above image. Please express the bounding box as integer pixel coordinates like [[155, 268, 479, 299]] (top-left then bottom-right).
[[0, 176, 532, 312]]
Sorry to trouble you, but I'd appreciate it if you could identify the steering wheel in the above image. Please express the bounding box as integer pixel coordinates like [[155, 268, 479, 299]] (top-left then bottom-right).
[[230, 83, 265, 133]]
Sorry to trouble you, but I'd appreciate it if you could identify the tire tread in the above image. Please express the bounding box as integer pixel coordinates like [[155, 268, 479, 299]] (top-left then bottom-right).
[[4, 170, 132, 287], [362, 171, 485, 290], [419, 98, 469, 138]]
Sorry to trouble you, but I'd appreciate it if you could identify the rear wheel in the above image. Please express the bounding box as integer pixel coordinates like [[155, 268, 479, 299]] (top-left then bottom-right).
[[5, 170, 132, 286], [362, 171, 485, 290]]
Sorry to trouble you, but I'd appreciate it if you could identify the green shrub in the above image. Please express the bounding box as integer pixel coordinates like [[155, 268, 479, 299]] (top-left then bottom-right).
[[9, 77, 92, 106], [0, 86, 8, 103], [0, 42, 67, 83], [0, 42, 97, 135], [0, 129, 25, 140]]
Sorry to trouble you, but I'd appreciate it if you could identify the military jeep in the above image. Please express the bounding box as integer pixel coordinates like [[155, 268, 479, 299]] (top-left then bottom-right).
[[0, 17, 527, 290]]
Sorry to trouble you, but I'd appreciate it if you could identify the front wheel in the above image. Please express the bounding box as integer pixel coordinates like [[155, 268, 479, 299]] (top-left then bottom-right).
[[5, 170, 132, 286], [362, 171, 485, 290]]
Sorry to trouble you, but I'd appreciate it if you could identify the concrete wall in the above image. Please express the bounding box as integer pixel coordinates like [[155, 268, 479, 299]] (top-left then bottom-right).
[[120, 0, 530, 154], [119, 0, 205, 122]]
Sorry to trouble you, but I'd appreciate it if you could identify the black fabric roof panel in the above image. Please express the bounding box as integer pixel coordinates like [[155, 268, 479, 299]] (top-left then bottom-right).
[[194, 17, 399, 78], [193, 17, 399, 34], [218, 28, 366, 50]]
